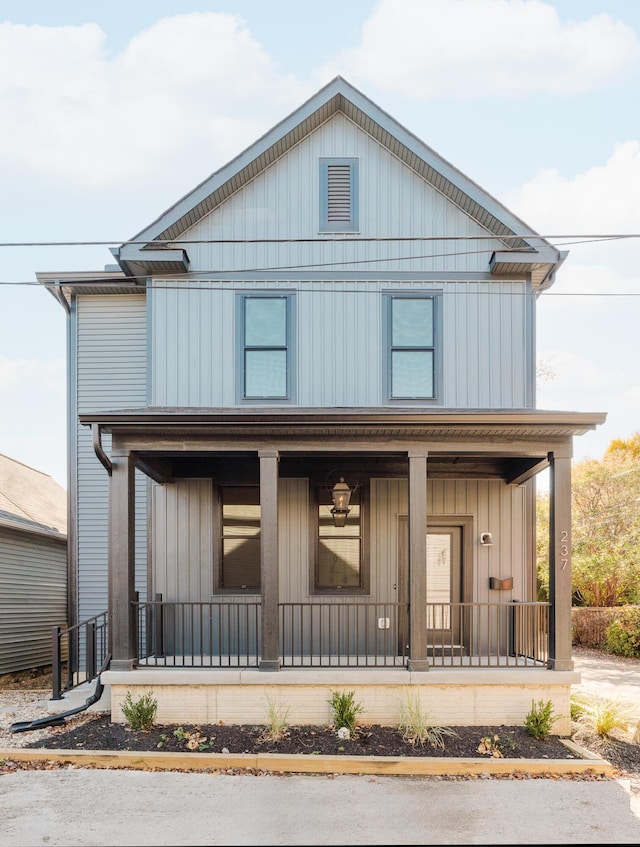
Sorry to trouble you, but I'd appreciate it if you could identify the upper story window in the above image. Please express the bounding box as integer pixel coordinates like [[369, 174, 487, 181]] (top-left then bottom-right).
[[236, 293, 295, 402], [385, 293, 439, 402], [319, 158, 359, 232], [214, 485, 261, 593]]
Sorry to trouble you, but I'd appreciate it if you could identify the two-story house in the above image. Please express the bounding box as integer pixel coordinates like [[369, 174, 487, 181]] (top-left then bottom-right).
[[39, 77, 605, 733]]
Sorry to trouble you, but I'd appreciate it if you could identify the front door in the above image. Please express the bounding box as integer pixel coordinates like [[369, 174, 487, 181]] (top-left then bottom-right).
[[398, 518, 464, 654]]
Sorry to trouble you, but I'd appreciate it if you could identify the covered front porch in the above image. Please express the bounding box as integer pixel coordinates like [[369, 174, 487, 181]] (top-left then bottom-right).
[[83, 407, 604, 729]]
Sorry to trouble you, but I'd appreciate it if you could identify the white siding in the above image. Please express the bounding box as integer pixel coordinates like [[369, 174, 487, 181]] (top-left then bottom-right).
[[0, 526, 67, 674], [75, 296, 147, 624]]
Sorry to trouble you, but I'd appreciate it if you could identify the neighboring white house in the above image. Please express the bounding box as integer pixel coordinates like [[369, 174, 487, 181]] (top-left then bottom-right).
[[0, 454, 67, 675], [38, 77, 605, 731]]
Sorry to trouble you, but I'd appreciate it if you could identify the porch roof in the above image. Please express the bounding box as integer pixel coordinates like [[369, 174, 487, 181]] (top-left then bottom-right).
[[79, 407, 606, 486], [79, 406, 606, 441]]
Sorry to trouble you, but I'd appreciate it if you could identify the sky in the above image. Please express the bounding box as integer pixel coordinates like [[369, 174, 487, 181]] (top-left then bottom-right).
[[0, 0, 639, 490]]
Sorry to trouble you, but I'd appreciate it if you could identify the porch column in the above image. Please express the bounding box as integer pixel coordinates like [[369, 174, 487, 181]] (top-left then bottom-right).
[[259, 450, 280, 671], [109, 447, 137, 671], [407, 451, 429, 671], [548, 448, 574, 671]]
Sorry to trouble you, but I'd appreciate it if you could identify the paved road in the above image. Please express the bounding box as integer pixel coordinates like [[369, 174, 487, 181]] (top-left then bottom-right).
[[573, 648, 640, 712], [2, 769, 640, 846]]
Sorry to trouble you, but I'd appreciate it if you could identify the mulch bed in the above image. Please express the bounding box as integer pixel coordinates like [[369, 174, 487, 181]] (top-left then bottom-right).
[[23, 713, 580, 760], [5, 660, 640, 777]]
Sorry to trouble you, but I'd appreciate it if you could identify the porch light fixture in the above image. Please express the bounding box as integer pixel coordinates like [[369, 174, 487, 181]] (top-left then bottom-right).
[[330, 477, 357, 527], [480, 532, 493, 546]]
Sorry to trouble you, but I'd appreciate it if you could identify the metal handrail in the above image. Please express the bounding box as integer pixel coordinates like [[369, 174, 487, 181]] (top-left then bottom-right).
[[51, 611, 108, 700]]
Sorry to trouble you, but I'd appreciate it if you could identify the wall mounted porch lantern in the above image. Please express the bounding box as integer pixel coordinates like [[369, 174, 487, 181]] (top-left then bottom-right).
[[480, 532, 493, 546], [330, 477, 358, 527]]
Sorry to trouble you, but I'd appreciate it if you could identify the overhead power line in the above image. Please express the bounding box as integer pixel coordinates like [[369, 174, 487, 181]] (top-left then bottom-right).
[[0, 233, 639, 248], [2, 280, 639, 297]]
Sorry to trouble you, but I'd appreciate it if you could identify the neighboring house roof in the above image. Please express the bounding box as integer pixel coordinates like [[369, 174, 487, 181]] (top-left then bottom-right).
[[0, 454, 67, 539], [110, 75, 562, 289]]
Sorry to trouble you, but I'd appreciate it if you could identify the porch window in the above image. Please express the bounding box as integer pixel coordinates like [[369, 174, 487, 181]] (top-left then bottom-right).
[[385, 293, 439, 402], [319, 158, 359, 232], [236, 293, 295, 402], [311, 485, 369, 594], [214, 486, 261, 592]]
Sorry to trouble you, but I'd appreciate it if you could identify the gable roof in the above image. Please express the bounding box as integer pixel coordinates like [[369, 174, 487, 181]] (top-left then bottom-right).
[[113, 76, 562, 290], [0, 454, 67, 539]]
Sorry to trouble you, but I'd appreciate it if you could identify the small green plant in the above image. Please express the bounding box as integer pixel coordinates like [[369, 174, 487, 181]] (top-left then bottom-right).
[[260, 696, 291, 742], [329, 690, 364, 736], [173, 726, 186, 741], [120, 690, 157, 731], [397, 689, 458, 750], [524, 699, 560, 740]]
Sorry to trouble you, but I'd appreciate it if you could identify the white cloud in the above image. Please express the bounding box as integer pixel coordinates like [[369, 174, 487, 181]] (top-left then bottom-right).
[[320, 0, 640, 98], [505, 140, 640, 234], [0, 14, 309, 188]]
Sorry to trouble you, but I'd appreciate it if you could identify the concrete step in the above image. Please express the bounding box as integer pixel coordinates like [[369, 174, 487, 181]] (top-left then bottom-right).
[[45, 679, 111, 715]]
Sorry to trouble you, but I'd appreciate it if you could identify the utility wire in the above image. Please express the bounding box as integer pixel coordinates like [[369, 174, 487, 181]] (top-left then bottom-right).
[[1, 280, 639, 296], [0, 233, 639, 248]]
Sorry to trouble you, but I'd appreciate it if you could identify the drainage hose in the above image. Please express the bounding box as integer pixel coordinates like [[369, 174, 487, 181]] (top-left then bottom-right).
[[9, 655, 111, 734]]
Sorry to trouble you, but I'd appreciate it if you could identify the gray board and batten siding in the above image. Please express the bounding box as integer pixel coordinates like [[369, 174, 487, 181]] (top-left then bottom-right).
[[152, 477, 530, 608], [179, 112, 503, 273], [150, 278, 533, 409]]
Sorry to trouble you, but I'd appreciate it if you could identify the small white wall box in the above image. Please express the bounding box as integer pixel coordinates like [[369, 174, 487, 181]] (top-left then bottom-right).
[[377, 617, 390, 629], [489, 577, 514, 591]]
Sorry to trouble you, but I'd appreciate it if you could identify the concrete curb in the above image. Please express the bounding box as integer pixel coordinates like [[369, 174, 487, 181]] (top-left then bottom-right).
[[0, 740, 615, 776]]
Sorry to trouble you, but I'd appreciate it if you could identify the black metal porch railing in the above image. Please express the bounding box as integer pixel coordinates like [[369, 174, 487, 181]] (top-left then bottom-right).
[[134, 600, 550, 670], [135, 598, 262, 668], [51, 611, 109, 700]]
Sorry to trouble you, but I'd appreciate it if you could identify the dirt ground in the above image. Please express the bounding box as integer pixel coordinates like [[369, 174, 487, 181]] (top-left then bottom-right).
[[0, 665, 58, 691]]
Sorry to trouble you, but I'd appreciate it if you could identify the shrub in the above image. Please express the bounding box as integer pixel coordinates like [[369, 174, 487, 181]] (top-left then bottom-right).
[[329, 690, 363, 735], [572, 695, 634, 745], [524, 699, 559, 740], [120, 690, 157, 731], [604, 606, 640, 657], [397, 690, 458, 750]]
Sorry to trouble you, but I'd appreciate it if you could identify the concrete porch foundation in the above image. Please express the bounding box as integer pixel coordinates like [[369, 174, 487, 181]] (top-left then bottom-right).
[[102, 668, 579, 735]]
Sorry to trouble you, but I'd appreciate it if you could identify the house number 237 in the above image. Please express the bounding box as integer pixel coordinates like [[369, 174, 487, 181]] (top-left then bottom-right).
[[560, 530, 569, 570]]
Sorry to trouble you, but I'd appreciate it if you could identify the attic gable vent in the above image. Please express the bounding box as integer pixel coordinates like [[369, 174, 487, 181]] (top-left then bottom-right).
[[320, 158, 359, 232], [327, 165, 352, 222]]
